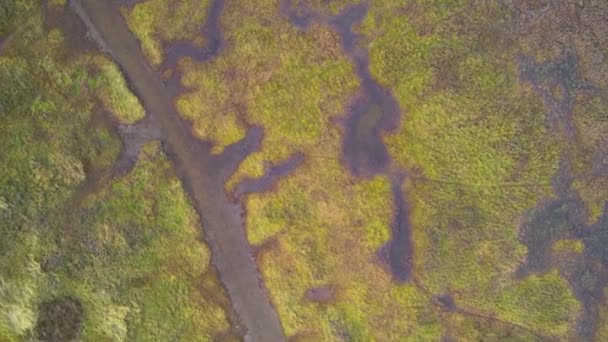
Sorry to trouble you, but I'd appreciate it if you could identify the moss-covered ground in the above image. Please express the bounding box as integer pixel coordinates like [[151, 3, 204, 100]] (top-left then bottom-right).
[[0, 2, 231, 340]]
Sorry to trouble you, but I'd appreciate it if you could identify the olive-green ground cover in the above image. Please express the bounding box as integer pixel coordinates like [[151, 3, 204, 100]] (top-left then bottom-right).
[[0, 2, 231, 340]]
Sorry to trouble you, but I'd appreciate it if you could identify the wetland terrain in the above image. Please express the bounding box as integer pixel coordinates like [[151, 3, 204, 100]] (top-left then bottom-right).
[[1, 0, 608, 341]]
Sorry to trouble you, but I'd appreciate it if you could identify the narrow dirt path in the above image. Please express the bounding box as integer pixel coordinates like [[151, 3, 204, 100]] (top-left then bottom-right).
[[70, 1, 286, 341]]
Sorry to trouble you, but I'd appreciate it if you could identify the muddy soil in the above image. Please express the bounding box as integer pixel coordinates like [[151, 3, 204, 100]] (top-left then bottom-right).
[[36, 297, 84, 342], [304, 284, 337, 304]]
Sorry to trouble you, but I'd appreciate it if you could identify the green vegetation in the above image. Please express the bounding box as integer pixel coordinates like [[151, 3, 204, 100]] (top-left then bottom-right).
[[175, 1, 440, 338], [123, 0, 361, 156], [121, 0, 212, 67], [1, 3, 230, 340], [552, 239, 585, 254], [89, 55, 146, 124], [361, 1, 579, 338], [0, 2, 33, 38], [57, 142, 230, 341], [493, 271, 580, 336], [176, 59, 248, 154], [221, 0, 589, 339], [253, 166, 442, 339], [1, 140, 231, 341], [175, 0, 359, 156]]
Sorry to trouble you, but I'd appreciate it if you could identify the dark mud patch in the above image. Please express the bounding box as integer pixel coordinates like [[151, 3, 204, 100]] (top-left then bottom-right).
[[233, 152, 304, 198], [162, 0, 224, 69], [377, 175, 413, 282], [329, 3, 368, 65], [43, 1, 98, 57], [281, 0, 321, 31], [41, 253, 64, 273], [569, 201, 608, 339], [0, 31, 14, 55], [66, 100, 155, 211], [163, 68, 190, 98], [36, 297, 84, 342], [440, 335, 455, 342], [516, 195, 586, 277], [113, 114, 161, 175], [590, 149, 608, 177], [340, 87, 401, 177], [281, 2, 402, 179], [303, 284, 338, 304], [433, 293, 457, 312], [568, 256, 608, 340], [518, 50, 597, 139], [252, 235, 280, 262]]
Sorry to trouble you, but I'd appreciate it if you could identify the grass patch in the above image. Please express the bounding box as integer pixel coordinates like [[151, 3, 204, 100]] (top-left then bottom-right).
[[56, 142, 230, 341], [176, 0, 358, 159], [0, 5, 230, 340], [121, 0, 212, 67], [493, 270, 580, 336], [88, 55, 146, 124], [241, 116, 436, 339]]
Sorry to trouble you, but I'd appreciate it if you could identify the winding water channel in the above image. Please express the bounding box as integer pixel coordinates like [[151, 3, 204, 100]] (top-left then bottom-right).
[[282, 2, 413, 282]]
